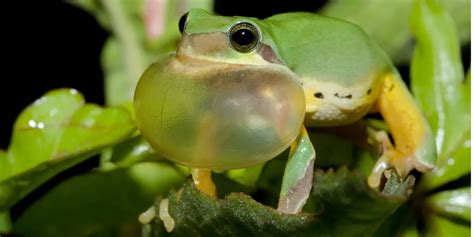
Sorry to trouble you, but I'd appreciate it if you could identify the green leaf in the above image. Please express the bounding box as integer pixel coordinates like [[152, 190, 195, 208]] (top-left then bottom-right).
[[226, 164, 264, 188], [400, 226, 420, 237], [321, 0, 470, 64], [425, 214, 470, 236], [147, 179, 316, 236], [427, 187, 470, 221], [310, 168, 412, 237], [12, 162, 184, 237], [410, 0, 469, 164], [372, 204, 417, 237], [0, 210, 11, 234], [148, 167, 412, 236], [420, 136, 470, 189], [0, 89, 136, 211], [106, 136, 159, 168]]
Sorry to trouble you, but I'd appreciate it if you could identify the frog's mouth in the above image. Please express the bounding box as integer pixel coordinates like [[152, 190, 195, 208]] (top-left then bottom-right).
[[175, 32, 285, 68]]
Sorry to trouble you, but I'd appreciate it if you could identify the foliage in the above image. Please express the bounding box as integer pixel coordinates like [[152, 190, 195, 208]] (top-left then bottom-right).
[[0, 0, 470, 236]]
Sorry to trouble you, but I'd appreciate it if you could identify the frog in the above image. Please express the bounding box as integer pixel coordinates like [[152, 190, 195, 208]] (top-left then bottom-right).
[[133, 8, 436, 215]]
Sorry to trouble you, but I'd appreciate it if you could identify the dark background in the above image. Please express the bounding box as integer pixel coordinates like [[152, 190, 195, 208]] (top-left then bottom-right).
[[1, 1, 107, 149], [0, 0, 469, 150]]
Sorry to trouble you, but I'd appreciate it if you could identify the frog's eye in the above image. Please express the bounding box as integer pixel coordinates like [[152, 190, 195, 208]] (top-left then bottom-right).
[[178, 12, 188, 34], [229, 22, 259, 53]]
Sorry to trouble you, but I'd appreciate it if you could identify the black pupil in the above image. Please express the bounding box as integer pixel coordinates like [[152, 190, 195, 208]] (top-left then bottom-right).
[[232, 29, 255, 46], [178, 12, 188, 33]]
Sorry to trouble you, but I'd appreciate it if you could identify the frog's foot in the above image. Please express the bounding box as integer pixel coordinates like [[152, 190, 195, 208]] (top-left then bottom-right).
[[138, 198, 177, 233], [192, 169, 217, 197], [366, 128, 422, 188], [368, 71, 436, 189], [158, 198, 176, 232]]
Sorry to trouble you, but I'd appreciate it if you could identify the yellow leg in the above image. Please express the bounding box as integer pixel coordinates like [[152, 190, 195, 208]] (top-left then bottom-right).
[[369, 71, 436, 187], [192, 169, 217, 197]]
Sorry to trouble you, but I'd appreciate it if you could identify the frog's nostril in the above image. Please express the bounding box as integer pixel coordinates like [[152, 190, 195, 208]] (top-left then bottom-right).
[[313, 92, 324, 99]]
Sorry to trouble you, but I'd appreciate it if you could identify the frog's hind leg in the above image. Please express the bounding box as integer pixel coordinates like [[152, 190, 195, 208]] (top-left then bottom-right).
[[368, 70, 436, 188], [191, 169, 216, 197], [278, 126, 316, 214]]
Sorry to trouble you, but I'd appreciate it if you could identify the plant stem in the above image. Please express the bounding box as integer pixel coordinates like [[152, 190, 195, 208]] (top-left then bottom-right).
[[101, 0, 147, 102]]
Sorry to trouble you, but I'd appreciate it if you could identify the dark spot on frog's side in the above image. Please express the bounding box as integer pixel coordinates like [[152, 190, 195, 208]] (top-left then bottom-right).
[[313, 92, 324, 99], [334, 93, 352, 99], [367, 89, 372, 95]]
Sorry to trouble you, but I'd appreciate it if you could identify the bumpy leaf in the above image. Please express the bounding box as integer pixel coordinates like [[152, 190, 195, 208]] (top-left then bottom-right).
[[310, 168, 412, 237], [147, 167, 412, 237], [147, 179, 315, 237], [0, 89, 135, 211], [321, 0, 470, 64], [13, 162, 185, 237], [427, 187, 470, 221], [410, 0, 469, 163]]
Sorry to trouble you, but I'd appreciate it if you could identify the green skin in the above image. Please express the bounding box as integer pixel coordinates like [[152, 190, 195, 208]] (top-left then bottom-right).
[[134, 9, 436, 214]]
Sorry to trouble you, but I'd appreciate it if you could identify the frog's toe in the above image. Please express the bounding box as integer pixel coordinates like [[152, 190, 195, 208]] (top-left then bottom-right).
[[366, 129, 435, 189], [367, 150, 408, 188]]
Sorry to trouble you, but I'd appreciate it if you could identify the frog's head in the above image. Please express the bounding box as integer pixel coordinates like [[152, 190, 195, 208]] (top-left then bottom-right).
[[176, 8, 283, 66], [133, 9, 305, 170]]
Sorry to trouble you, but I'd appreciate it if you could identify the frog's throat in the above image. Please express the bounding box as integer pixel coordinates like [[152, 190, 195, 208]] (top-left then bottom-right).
[[302, 76, 382, 127]]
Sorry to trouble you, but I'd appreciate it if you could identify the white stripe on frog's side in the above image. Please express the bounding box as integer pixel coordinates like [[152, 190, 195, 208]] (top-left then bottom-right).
[[301, 76, 382, 127]]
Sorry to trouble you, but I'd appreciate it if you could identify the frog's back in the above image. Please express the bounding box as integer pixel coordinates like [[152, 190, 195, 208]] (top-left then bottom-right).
[[260, 12, 389, 85], [259, 12, 392, 126]]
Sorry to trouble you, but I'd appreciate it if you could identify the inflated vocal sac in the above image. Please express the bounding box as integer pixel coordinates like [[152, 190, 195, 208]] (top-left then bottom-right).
[[134, 57, 306, 170]]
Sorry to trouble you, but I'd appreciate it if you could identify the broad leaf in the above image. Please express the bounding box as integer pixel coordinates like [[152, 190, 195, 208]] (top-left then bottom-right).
[[425, 214, 470, 236], [310, 168, 412, 237], [13, 162, 184, 237], [0, 89, 136, 211], [148, 167, 412, 236], [147, 179, 316, 237], [427, 187, 470, 221], [410, 0, 469, 164], [103, 136, 159, 168], [421, 136, 470, 189], [321, 0, 470, 64], [372, 204, 417, 237]]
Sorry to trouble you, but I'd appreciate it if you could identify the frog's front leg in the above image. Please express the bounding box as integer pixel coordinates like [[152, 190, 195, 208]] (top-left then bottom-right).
[[368, 71, 436, 188], [278, 126, 315, 214]]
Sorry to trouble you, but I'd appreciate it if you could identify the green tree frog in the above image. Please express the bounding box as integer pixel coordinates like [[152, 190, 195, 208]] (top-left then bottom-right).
[[133, 9, 436, 214]]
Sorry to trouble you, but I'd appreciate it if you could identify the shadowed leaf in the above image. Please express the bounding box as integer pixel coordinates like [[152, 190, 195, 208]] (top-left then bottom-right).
[[13, 162, 184, 237]]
